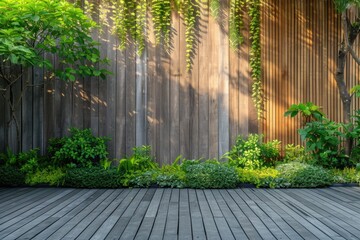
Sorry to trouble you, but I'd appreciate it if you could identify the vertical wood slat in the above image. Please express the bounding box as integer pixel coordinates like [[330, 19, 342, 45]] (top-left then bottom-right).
[[22, 68, 33, 151], [218, 0, 230, 158], [147, 13, 158, 160], [198, 1, 210, 159], [169, 11, 181, 162], [208, 7, 219, 159], [179, 16, 190, 160], [0, 77, 5, 152]]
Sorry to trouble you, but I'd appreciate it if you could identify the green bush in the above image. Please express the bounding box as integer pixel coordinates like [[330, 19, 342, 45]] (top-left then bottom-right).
[[128, 170, 158, 187], [331, 168, 360, 184], [299, 119, 347, 168], [25, 167, 65, 186], [283, 144, 312, 163], [117, 145, 158, 175], [0, 166, 25, 186], [184, 162, 238, 189], [237, 168, 283, 188], [51, 128, 109, 168], [64, 167, 121, 188], [156, 165, 186, 188], [227, 134, 280, 169], [276, 162, 333, 188]]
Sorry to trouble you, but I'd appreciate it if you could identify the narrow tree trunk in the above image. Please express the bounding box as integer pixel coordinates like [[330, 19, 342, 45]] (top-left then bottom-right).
[[335, 44, 352, 156]]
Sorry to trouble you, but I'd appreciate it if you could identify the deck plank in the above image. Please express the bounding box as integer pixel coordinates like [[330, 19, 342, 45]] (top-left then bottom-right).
[[0, 187, 360, 240]]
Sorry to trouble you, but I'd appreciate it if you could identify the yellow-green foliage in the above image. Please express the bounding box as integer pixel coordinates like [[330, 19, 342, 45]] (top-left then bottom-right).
[[26, 167, 65, 186], [238, 168, 280, 188], [331, 168, 360, 184]]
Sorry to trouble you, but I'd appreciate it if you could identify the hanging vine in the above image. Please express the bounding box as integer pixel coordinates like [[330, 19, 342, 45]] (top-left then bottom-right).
[[112, 0, 146, 55], [248, 0, 262, 119], [229, 0, 245, 49], [151, 0, 172, 48], [209, 0, 220, 20], [103, 0, 262, 114], [176, 0, 200, 71]]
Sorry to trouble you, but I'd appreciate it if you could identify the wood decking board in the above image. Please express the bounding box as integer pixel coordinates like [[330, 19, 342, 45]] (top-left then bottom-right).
[[0, 189, 75, 237], [48, 189, 115, 240], [285, 190, 360, 239], [0, 187, 360, 239], [242, 189, 302, 240]]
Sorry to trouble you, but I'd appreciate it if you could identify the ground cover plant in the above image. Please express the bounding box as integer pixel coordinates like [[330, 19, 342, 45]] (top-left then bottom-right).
[[1, 125, 360, 189]]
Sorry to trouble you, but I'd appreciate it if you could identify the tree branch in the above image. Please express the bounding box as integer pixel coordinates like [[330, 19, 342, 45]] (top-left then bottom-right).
[[349, 46, 360, 65]]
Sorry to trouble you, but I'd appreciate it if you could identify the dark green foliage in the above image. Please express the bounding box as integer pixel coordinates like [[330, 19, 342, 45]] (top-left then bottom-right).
[[52, 128, 109, 168], [0, 166, 25, 186], [227, 134, 280, 169], [184, 162, 238, 189], [0, 148, 17, 166], [64, 167, 121, 188], [299, 119, 347, 168], [0, 148, 44, 174], [277, 162, 333, 188]]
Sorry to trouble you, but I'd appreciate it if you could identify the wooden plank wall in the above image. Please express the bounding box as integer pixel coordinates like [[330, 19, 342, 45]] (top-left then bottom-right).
[[2, 0, 357, 163], [261, 0, 360, 148]]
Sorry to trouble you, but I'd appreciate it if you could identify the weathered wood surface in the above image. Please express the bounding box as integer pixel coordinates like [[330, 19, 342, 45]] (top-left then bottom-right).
[[3, 0, 360, 163], [0, 187, 360, 239]]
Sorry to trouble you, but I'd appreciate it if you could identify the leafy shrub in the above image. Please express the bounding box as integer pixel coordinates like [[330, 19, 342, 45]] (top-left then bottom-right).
[[284, 102, 324, 123], [0, 166, 25, 186], [128, 170, 158, 187], [118, 145, 158, 175], [64, 167, 121, 188], [237, 168, 283, 188], [299, 119, 347, 168], [25, 167, 65, 186], [331, 168, 360, 184], [283, 144, 312, 163], [0, 148, 17, 166], [52, 128, 109, 168], [156, 165, 186, 188], [276, 162, 333, 188], [184, 162, 238, 189], [227, 134, 280, 169]]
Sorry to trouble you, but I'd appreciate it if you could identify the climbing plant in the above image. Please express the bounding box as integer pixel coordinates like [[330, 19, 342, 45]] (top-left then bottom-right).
[[248, 0, 262, 119], [180, 0, 200, 70], [209, 0, 221, 20], [151, 0, 172, 47], [104, 0, 262, 114], [112, 0, 146, 55], [229, 0, 246, 49]]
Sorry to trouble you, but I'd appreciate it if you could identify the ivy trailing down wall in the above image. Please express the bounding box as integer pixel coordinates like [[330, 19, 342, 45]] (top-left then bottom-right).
[[248, 0, 262, 119], [82, 0, 262, 118]]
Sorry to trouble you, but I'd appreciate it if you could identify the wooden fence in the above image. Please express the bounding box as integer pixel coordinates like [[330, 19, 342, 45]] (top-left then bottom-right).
[[1, 0, 359, 164]]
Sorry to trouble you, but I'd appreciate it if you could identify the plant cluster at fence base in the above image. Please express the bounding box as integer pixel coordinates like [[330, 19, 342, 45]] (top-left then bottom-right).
[[2, 128, 359, 189], [286, 102, 360, 169]]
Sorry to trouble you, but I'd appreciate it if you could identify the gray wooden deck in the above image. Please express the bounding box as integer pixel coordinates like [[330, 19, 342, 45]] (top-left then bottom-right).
[[0, 187, 360, 239]]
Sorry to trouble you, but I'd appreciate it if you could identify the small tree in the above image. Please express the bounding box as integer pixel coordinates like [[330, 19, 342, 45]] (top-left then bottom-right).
[[333, 0, 360, 155], [0, 0, 109, 152]]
